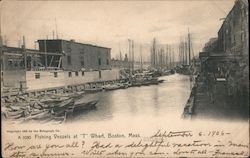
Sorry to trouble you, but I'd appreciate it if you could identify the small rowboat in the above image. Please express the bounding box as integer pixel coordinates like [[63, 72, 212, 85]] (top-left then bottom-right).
[[6, 111, 25, 119], [72, 100, 98, 116], [158, 79, 164, 83], [40, 97, 70, 105], [30, 109, 47, 116], [103, 85, 121, 91], [25, 110, 51, 121], [6, 110, 24, 116], [84, 88, 103, 93], [52, 99, 75, 114]]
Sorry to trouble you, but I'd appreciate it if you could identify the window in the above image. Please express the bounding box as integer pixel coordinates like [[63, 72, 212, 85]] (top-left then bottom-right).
[[20, 60, 24, 67], [232, 35, 236, 44], [242, 8, 245, 18], [67, 44, 72, 53], [54, 72, 58, 78], [80, 49, 85, 55], [14, 61, 18, 67], [80, 56, 84, 67], [81, 61, 84, 67], [81, 71, 85, 76], [35, 73, 40, 79], [98, 58, 101, 66], [241, 33, 245, 42], [75, 71, 78, 76], [233, 19, 236, 27], [8, 60, 13, 67], [107, 59, 109, 65], [1, 72, 3, 81], [99, 71, 102, 79], [81, 61, 84, 66], [67, 56, 72, 65], [68, 72, 72, 77], [68, 48, 72, 52]]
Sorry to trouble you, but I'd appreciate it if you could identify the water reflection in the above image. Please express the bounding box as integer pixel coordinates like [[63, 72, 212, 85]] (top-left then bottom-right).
[[68, 74, 191, 123]]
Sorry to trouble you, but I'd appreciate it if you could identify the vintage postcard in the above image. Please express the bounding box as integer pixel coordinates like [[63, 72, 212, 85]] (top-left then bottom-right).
[[1, 0, 249, 157]]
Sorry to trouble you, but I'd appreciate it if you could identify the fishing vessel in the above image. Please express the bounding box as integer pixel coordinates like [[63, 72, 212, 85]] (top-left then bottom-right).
[[71, 100, 98, 116]]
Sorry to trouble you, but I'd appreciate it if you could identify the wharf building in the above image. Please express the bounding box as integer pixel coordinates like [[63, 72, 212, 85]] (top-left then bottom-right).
[[199, 0, 249, 109], [1, 39, 120, 92], [200, 0, 248, 72]]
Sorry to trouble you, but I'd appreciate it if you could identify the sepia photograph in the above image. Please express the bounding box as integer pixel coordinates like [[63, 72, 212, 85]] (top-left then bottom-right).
[[1, 0, 249, 157]]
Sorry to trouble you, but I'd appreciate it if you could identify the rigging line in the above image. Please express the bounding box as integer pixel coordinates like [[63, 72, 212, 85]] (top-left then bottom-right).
[[211, 1, 227, 16]]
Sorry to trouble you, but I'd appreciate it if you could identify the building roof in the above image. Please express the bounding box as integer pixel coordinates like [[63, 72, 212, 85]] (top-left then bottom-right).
[[2, 46, 62, 56], [37, 39, 111, 50], [218, 0, 248, 33]]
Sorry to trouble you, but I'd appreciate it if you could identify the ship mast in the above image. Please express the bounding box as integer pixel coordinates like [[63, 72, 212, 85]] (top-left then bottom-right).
[[55, 18, 58, 39], [188, 28, 191, 65], [183, 41, 186, 65], [169, 45, 172, 68], [119, 42, 122, 61], [140, 44, 142, 71], [132, 40, 134, 71], [165, 44, 168, 69], [0, 4, 3, 75], [0, 3, 2, 47], [128, 39, 131, 70]]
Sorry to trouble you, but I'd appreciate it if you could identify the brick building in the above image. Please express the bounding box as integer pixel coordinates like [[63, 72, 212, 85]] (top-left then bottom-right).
[[199, 0, 249, 110], [217, 0, 248, 55]]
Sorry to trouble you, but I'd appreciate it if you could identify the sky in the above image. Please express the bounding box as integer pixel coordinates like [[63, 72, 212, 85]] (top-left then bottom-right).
[[1, 0, 235, 61]]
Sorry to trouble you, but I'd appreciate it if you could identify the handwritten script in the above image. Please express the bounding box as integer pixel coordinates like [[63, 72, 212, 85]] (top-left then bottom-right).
[[3, 129, 249, 157]]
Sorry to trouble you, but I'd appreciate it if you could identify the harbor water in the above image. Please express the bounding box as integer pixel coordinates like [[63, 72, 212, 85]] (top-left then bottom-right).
[[69, 74, 191, 123]]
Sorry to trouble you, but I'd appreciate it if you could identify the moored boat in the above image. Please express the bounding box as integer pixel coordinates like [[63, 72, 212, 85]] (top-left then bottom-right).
[[72, 100, 98, 116], [84, 88, 103, 93], [24, 110, 51, 121], [103, 84, 121, 91], [52, 98, 75, 115]]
